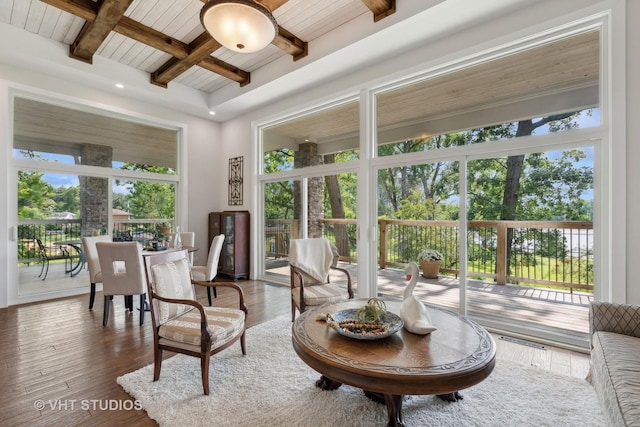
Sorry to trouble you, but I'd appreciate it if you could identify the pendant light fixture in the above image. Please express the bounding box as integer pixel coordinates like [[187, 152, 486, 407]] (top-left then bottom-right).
[[200, 0, 278, 53]]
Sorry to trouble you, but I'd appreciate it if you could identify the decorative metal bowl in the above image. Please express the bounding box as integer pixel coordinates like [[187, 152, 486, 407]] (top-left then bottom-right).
[[327, 308, 403, 340]]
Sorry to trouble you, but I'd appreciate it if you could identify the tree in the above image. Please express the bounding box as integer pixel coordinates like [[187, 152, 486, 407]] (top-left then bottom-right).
[[53, 186, 80, 215], [18, 171, 56, 219], [118, 164, 175, 219]]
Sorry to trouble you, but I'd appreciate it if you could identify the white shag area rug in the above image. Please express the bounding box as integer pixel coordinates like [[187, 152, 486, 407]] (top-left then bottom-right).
[[118, 315, 603, 427]]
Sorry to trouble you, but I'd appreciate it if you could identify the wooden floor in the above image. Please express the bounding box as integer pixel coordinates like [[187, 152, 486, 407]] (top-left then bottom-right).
[[0, 280, 591, 426]]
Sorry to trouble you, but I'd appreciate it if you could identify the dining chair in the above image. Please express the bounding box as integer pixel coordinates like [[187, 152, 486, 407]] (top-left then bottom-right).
[[144, 248, 247, 395], [191, 234, 225, 306], [96, 241, 147, 327], [81, 235, 114, 310], [289, 238, 354, 321], [168, 231, 195, 263]]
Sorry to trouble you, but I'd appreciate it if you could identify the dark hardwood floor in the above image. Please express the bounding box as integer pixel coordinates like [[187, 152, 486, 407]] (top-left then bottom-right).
[[0, 280, 290, 426]]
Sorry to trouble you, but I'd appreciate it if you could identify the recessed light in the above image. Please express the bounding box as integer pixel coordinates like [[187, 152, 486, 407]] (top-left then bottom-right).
[[115, 83, 124, 89], [209, 111, 216, 116]]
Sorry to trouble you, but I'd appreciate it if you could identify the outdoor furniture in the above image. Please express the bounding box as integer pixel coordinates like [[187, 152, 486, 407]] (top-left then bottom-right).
[[35, 238, 70, 280], [96, 242, 147, 327], [191, 234, 224, 306], [144, 249, 247, 395], [289, 238, 354, 321]]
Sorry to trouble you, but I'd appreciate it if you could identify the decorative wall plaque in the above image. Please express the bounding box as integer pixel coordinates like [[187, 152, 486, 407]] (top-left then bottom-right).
[[228, 156, 243, 205]]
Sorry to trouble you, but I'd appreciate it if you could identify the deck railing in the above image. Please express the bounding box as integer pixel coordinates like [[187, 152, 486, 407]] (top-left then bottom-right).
[[266, 218, 594, 292], [19, 217, 594, 291], [17, 219, 82, 263], [17, 219, 173, 264]]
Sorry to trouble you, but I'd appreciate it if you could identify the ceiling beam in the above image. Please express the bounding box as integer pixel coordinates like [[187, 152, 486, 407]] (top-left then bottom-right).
[[151, 33, 223, 88], [273, 26, 308, 61], [360, 0, 396, 22], [69, 0, 134, 63], [39, 0, 98, 21], [199, 57, 251, 87], [41, 0, 252, 88]]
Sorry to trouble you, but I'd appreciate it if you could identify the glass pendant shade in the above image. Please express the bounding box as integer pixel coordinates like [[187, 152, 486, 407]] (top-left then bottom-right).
[[201, 0, 278, 53]]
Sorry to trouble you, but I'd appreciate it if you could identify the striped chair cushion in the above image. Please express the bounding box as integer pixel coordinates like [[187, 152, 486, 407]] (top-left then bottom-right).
[[292, 283, 348, 307], [159, 306, 245, 348], [151, 258, 195, 323]]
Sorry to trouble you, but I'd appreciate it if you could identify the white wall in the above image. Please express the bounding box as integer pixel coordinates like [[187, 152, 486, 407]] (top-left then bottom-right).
[[0, 65, 221, 307], [223, 0, 639, 304]]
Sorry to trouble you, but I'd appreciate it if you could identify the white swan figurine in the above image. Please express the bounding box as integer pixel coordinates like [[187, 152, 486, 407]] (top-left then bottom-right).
[[400, 261, 437, 335]]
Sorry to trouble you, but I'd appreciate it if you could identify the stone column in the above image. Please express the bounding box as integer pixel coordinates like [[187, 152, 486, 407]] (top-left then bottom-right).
[[293, 142, 324, 238], [79, 144, 112, 237]]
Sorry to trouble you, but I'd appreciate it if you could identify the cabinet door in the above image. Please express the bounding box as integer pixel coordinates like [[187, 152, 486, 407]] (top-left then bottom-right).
[[221, 214, 235, 273]]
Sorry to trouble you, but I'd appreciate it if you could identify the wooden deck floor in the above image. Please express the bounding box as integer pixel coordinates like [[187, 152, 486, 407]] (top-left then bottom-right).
[[267, 261, 593, 347]]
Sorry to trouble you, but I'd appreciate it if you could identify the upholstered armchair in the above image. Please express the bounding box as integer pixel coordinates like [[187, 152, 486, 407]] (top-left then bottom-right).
[[144, 249, 247, 395], [289, 238, 353, 321]]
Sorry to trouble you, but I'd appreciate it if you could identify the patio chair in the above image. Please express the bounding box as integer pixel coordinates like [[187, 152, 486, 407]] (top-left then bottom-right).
[[35, 238, 70, 280], [144, 249, 247, 395], [289, 238, 354, 321]]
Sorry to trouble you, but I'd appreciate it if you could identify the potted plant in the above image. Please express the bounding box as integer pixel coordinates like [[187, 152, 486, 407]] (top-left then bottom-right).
[[418, 249, 444, 279]]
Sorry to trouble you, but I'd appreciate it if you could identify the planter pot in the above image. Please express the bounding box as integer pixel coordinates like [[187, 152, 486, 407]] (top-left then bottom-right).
[[420, 260, 441, 279]]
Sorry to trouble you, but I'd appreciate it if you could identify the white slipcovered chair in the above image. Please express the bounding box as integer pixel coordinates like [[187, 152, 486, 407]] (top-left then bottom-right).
[[144, 249, 247, 395], [82, 235, 114, 310], [289, 238, 353, 321], [96, 241, 147, 327], [191, 234, 225, 306], [168, 231, 195, 263]]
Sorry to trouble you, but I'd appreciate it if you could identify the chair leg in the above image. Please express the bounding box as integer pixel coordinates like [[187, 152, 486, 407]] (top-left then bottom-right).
[[38, 258, 46, 279], [139, 294, 145, 326], [153, 348, 163, 381], [103, 296, 110, 326], [207, 287, 212, 306], [201, 353, 211, 395], [240, 331, 247, 355], [124, 295, 133, 311], [89, 283, 96, 310], [40, 259, 49, 281], [291, 298, 296, 322]]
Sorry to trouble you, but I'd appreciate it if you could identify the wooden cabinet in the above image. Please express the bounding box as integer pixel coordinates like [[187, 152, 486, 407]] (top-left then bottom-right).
[[208, 211, 250, 279]]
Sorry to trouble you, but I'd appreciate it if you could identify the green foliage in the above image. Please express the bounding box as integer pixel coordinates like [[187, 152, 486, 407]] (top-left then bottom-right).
[[18, 171, 56, 219]]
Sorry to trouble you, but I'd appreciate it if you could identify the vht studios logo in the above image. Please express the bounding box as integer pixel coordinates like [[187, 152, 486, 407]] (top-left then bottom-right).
[[34, 399, 142, 411]]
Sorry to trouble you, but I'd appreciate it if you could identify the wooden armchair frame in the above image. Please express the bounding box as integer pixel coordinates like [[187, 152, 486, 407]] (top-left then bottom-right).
[[144, 249, 247, 395], [290, 263, 354, 321]]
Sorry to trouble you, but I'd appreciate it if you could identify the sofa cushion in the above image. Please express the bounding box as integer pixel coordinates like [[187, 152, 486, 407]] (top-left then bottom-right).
[[590, 331, 640, 426]]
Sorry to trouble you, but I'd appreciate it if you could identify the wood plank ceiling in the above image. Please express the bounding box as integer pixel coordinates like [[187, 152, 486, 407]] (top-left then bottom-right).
[[0, 0, 395, 93]]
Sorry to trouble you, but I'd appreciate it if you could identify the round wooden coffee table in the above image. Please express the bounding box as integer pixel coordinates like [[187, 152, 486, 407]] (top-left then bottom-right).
[[292, 299, 496, 427]]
